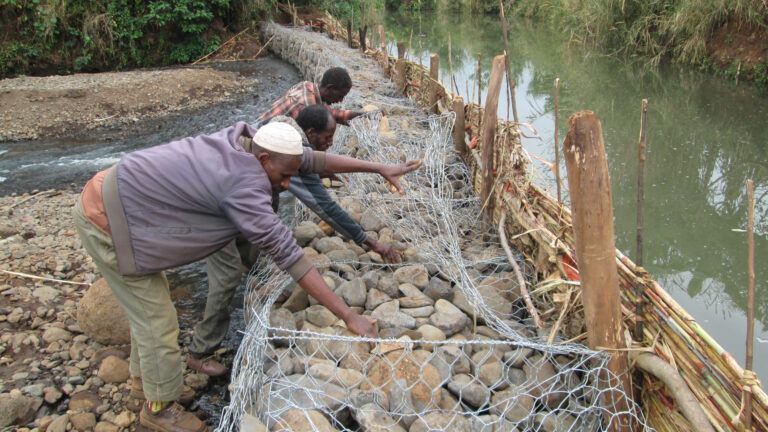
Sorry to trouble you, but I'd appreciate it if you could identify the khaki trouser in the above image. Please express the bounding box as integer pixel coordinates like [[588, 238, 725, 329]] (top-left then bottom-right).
[[73, 200, 183, 402], [189, 237, 259, 357]]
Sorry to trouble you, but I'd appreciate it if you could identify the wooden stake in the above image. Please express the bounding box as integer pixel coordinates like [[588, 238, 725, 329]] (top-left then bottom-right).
[[634, 99, 648, 342], [499, 209, 543, 328], [347, 19, 353, 48], [378, 24, 386, 52], [636, 99, 648, 267], [454, 96, 465, 154], [408, 28, 413, 61], [476, 53, 482, 106], [397, 41, 406, 59], [394, 59, 407, 93], [480, 55, 506, 221], [498, 0, 519, 123], [746, 178, 755, 431], [429, 53, 439, 81], [358, 25, 368, 52], [563, 111, 632, 431], [554, 78, 561, 205]]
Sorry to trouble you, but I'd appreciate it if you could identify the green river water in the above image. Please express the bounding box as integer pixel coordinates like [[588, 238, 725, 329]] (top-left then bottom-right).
[[379, 9, 768, 380]]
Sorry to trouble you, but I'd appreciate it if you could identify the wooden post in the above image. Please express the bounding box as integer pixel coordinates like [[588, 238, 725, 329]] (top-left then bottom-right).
[[397, 41, 406, 59], [636, 99, 648, 267], [554, 78, 561, 205], [378, 24, 386, 51], [453, 96, 465, 154], [563, 111, 632, 431], [429, 53, 439, 81], [394, 59, 407, 94], [347, 19, 353, 48], [745, 178, 755, 431], [358, 25, 367, 52], [480, 55, 506, 221]]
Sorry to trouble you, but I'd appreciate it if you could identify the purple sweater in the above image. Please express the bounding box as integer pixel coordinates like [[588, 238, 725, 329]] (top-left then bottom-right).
[[102, 121, 323, 279]]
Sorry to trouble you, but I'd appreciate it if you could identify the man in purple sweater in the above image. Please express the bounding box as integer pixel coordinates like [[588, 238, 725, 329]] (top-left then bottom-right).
[[74, 121, 420, 432]]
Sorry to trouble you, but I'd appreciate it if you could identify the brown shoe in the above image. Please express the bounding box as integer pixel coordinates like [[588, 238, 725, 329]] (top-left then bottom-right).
[[186, 354, 227, 377], [130, 377, 195, 406], [139, 402, 207, 432]]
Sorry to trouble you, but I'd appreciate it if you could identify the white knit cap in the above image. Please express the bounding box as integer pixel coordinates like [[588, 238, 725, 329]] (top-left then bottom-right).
[[253, 122, 303, 155]]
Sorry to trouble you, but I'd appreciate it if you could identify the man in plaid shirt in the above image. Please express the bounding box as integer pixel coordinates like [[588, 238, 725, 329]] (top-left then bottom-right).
[[256, 67, 363, 126]]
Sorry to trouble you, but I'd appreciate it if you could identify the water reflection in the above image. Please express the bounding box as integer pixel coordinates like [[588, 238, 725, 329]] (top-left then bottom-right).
[[382, 9, 768, 378]]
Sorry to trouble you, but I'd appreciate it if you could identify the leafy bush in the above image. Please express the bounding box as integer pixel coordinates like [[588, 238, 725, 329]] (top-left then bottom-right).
[[0, 0, 272, 78]]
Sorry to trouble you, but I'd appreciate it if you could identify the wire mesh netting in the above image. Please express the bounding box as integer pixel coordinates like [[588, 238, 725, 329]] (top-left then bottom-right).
[[215, 23, 652, 432]]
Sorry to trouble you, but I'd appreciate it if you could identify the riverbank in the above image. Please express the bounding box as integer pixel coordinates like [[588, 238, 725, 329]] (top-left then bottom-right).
[[0, 191, 231, 431], [0, 67, 260, 142]]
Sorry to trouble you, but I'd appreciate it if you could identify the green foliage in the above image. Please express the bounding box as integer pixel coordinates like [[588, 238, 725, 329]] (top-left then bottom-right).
[[0, 0, 269, 78], [511, 0, 768, 68]]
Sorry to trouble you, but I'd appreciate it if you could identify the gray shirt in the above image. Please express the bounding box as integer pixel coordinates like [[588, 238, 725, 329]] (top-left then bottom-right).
[[104, 121, 323, 279]]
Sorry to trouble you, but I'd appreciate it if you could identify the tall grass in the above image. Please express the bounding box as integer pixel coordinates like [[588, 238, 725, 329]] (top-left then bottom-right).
[[513, 0, 768, 67]]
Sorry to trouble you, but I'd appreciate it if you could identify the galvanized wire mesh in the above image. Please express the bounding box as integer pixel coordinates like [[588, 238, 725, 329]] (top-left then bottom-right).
[[215, 22, 651, 432]]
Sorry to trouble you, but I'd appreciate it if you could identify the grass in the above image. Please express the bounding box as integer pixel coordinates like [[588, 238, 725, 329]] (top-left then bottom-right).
[[512, 0, 768, 68]]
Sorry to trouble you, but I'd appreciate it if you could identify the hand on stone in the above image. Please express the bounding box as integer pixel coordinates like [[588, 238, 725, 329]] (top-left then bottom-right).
[[371, 240, 401, 264], [345, 314, 378, 341]]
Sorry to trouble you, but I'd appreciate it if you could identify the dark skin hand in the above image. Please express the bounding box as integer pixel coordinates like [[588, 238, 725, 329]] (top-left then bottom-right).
[[365, 237, 401, 263], [298, 267, 378, 339]]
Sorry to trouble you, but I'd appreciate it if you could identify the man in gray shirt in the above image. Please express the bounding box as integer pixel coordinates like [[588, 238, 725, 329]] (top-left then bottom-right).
[[186, 105, 404, 377], [74, 121, 420, 432]]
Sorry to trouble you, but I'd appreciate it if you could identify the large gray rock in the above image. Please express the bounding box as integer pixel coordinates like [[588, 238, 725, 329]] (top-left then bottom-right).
[[32, 286, 60, 304], [410, 412, 473, 432], [360, 210, 385, 232], [429, 299, 470, 336], [424, 277, 453, 301], [42, 326, 72, 343], [315, 237, 345, 254], [257, 376, 345, 428], [339, 278, 367, 307], [377, 276, 399, 297], [365, 289, 391, 311], [47, 414, 69, 432], [447, 374, 491, 408], [76, 278, 130, 345], [305, 305, 339, 328], [294, 221, 324, 246], [491, 388, 536, 424], [0, 393, 42, 427], [393, 265, 429, 289], [352, 403, 405, 432], [98, 355, 130, 383], [269, 308, 297, 346], [371, 300, 416, 329]]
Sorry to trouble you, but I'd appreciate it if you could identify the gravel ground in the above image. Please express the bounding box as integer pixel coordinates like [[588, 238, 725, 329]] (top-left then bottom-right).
[[0, 67, 259, 141]]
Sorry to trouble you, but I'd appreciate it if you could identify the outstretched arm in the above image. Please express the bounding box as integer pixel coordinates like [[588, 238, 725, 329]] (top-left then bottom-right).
[[297, 267, 378, 338], [321, 154, 422, 192]]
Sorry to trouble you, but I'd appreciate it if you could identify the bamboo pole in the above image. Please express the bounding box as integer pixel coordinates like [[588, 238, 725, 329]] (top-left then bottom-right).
[[562, 111, 632, 431], [448, 34, 456, 94], [476, 53, 482, 105], [554, 78, 561, 204], [498, 0, 519, 123], [429, 54, 440, 113], [636, 99, 648, 267], [480, 55, 506, 221], [745, 178, 755, 431], [397, 41, 406, 59], [454, 96, 465, 154], [359, 25, 368, 52]]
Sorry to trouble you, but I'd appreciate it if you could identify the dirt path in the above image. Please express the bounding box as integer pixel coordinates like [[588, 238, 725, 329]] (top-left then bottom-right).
[[0, 67, 259, 141]]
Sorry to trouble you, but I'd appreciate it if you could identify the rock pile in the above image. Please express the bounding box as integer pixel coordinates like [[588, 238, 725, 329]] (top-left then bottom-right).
[[237, 215, 601, 432], [0, 192, 215, 431]]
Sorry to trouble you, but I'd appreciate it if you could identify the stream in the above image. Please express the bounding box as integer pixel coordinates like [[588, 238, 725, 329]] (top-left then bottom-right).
[[380, 8, 768, 380]]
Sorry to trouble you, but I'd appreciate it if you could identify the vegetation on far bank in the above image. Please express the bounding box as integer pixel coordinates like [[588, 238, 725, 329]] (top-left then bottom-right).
[[0, 0, 275, 78], [2, 0, 767, 87]]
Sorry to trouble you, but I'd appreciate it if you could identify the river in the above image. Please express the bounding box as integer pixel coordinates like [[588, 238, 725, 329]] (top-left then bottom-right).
[[380, 8, 768, 380]]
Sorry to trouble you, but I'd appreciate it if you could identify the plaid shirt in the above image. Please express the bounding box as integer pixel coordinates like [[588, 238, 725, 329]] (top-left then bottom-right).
[[256, 81, 353, 126]]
